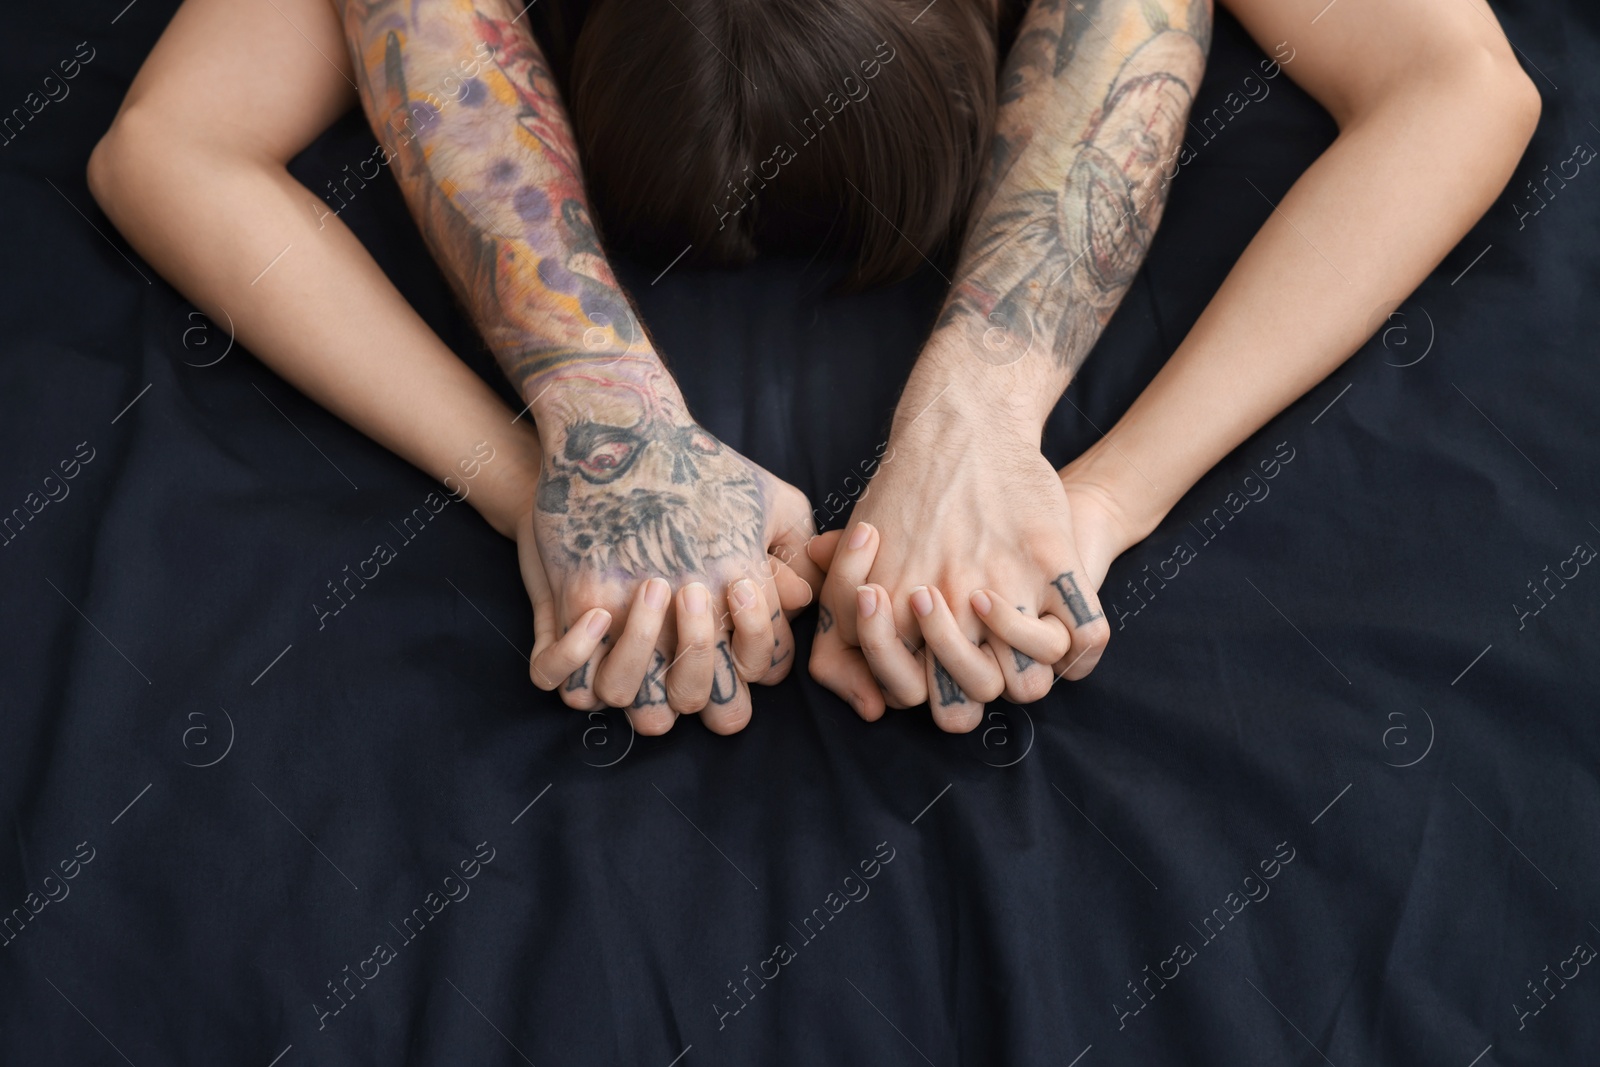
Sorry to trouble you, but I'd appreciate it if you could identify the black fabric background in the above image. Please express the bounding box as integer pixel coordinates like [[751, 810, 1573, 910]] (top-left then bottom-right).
[[2, 2, 1598, 1065]]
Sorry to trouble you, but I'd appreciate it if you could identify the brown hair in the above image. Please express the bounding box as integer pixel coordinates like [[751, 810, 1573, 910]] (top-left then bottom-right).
[[569, 0, 998, 288]]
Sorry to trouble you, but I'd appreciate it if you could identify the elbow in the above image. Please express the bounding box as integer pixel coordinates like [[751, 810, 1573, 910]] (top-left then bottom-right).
[[1456, 47, 1542, 206], [1449, 42, 1541, 152], [1338, 35, 1542, 152], [1499, 64, 1543, 151], [86, 105, 169, 226], [86, 112, 133, 223], [1352, 41, 1544, 203], [85, 127, 117, 217], [1459, 39, 1542, 153]]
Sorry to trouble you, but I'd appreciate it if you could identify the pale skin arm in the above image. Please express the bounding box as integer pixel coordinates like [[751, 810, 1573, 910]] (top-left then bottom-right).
[[812, 0, 1540, 726]]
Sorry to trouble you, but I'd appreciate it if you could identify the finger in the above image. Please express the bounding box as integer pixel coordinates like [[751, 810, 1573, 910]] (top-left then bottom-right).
[[1043, 569, 1112, 682], [665, 583, 715, 714], [912, 586, 1005, 704], [702, 635, 754, 734], [970, 590, 1070, 664], [593, 578, 675, 732], [558, 635, 606, 710], [912, 585, 1002, 731], [737, 558, 798, 683], [818, 522, 879, 647], [989, 634, 1054, 706], [855, 584, 926, 709], [772, 557, 815, 614], [768, 490, 824, 594], [762, 597, 798, 683], [623, 649, 677, 736], [530, 607, 611, 691], [808, 627, 887, 722], [727, 579, 775, 683], [805, 528, 844, 571]]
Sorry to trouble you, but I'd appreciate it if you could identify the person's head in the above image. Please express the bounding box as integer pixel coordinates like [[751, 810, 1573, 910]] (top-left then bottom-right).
[[569, 0, 999, 288]]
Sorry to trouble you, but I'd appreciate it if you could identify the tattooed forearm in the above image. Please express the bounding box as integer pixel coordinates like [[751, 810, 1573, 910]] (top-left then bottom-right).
[[935, 0, 1210, 376], [338, 1, 772, 584], [336, 0, 650, 402]]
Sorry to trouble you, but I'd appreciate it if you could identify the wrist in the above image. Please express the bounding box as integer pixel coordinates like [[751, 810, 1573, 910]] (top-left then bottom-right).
[[1058, 439, 1175, 548], [529, 371, 687, 446], [908, 325, 1064, 433], [464, 429, 542, 540], [892, 360, 1053, 449]]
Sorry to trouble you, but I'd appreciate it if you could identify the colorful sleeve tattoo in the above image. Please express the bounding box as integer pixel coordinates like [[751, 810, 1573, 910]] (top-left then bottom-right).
[[335, 0, 652, 403], [336, 0, 771, 583], [935, 0, 1211, 377]]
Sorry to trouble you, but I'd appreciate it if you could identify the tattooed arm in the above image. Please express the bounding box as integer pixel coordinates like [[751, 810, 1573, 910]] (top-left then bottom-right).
[[335, 0, 819, 733], [813, 0, 1539, 728], [1057, 0, 1540, 571], [812, 0, 1208, 729], [942, 0, 1210, 382]]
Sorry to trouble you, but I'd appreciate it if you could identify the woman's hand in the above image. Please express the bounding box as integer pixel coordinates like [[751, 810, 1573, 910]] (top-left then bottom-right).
[[525, 386, 819, 735], [807, 410, 1118, 731]]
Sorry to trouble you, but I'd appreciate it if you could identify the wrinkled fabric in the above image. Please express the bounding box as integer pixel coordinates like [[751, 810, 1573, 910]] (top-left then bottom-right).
[[1, 3, 1596, 1065]]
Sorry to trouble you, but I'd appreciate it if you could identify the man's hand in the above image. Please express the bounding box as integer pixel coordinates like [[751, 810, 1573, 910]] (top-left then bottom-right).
[[804, 0, 1208, 726], [808, 409, 1111, 731], [525, 380, 818, 735], [808, 437, 1141, 728]]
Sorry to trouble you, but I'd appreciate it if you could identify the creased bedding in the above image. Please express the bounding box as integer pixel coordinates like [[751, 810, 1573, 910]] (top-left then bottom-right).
[[1, 2, 1597, 1064]]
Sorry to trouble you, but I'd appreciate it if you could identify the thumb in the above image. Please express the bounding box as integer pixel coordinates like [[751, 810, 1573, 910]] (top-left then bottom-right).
[[805, 528, 844, 572]]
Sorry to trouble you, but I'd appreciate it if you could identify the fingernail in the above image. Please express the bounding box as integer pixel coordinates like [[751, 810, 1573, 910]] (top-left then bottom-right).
[[848, 522, 872, 550], [971, 590, 993, 615], [684, 582, 709, 615], [586, 609, 611, 638], [911, 586, 933, 617], [731, 579, 757, 610], [856, 585, 877, 619], [645, 577, 670, 610]]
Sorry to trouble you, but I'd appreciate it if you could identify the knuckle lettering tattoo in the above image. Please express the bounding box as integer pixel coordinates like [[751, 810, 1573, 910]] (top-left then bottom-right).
[[709, 639, 741, 705], [932, 659, 967, 707], [1051, 571, 1103, 627], [630, 650, 670, 709]]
